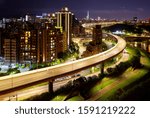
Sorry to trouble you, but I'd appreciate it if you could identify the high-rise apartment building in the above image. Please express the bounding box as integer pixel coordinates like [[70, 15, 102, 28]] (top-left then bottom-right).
[[93, 25, 102, 45], [0, 29, 2, 57], [1, 21, 64, 64], [2, 22, 38, 64], [56, 7, 73, 49], [19, 30, 37, 63], [37, 23, 63, 63], [3, 39, 17, 64]]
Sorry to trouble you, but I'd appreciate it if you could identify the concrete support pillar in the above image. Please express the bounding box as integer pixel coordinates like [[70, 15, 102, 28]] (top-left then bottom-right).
[[100, 62, 104, 75], [48, 81, 53, 93], [9, 94, 18, 101], [147, 40, 149, 52]]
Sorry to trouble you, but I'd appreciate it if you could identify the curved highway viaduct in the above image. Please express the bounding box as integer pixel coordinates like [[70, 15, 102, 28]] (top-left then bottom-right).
[[82, 21, 123, 28], [0, 33, 126, 96], [125, 36, 150, 52]]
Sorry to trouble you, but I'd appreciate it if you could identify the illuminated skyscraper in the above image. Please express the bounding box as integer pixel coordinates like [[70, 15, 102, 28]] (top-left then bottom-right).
[[56, 7, 73, 49], [86, 11, 90, 20]]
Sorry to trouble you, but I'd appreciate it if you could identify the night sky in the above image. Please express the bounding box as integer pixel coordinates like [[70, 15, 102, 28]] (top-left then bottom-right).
[[0, 0, 150, 20]]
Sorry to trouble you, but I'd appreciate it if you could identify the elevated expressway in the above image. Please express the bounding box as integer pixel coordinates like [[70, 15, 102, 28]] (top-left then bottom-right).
[[0, 33, 126, 95], [82, 21, 123, 28], [125, 36, 150, 42], [125, 36, 150, 52]]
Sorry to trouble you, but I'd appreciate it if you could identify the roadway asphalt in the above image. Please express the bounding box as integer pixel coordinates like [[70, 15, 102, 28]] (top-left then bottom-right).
[[0, 72, 100, 101]]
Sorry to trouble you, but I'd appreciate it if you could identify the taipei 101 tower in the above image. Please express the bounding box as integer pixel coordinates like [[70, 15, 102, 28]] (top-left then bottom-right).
[[86, 10, 90, 20]]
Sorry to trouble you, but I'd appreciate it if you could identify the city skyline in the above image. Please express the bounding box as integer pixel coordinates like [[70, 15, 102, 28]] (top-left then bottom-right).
[[0, 0, 150, 20]]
